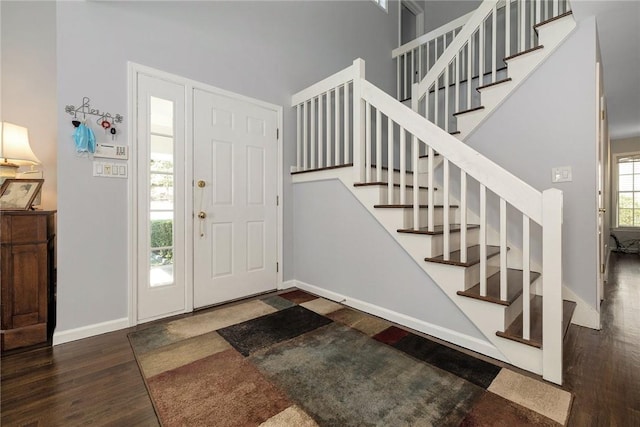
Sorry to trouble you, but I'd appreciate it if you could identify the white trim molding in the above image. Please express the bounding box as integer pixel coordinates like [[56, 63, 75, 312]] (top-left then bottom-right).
[[53, 318, 130, 346], [563, 285, 601, 330], [289, 279, 505, 362]]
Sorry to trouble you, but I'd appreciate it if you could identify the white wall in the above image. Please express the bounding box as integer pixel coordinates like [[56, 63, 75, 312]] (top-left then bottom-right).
[[609, 136, 640, 251], [1, 1, 57, 209], [54, 1, 399, 332], [466, 18, 600, 308], [293, 179, 489, 344], [423, 0, 480, 32]]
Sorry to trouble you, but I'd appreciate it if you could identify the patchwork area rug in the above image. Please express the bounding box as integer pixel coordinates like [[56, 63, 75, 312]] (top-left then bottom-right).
[[128, 290, 572, 426]]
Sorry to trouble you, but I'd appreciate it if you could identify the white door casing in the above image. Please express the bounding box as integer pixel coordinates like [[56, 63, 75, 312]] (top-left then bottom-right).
[[193, 89, 279, 308], [136, 74, 187, 322]]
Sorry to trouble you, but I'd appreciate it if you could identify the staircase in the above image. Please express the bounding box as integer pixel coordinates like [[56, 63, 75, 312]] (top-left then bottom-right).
[[290, 0, 578, 385]]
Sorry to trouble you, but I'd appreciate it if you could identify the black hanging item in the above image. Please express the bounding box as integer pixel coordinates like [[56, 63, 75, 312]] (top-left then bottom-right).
[[110, 127, 117, 135], [72, 120, 81, 128]]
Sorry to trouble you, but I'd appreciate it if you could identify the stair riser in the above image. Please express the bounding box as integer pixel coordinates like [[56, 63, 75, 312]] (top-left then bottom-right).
[[476, 81, 515, 113], [463, 263, 501, 289], [378, 186, 432, 206], [454, 108, 486, 138], [404, 207, 459, 229], [504, 49, 546, 82], [504, 292, 524, 330], [425, 228, 480, 258], [536, 15, 576, 47]]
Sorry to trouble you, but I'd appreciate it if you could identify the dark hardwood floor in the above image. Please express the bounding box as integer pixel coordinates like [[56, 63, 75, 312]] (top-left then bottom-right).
[[564, 252, 640, 426], [1, 253, 638, 426]]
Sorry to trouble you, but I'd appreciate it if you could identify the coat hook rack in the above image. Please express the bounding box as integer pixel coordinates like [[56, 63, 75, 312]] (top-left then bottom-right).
[[64, 97, 124, 127]]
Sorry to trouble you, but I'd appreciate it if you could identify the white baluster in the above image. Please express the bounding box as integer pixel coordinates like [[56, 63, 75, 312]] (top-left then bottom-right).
[[480, 184, 487, 296], [397, 58, 401, 100], [426, 41, 430, 74], [455, 53, 461, 115], [506, 0, 511, 57], [344, 82, 349, 164], [479, 18, 485, 87], [444, 63, 450, 132], [352, 58, 365, 184], [411, 49, 416, 85], [335, 87, 340, 166], [536, 0, 541, 25], [311, 97, 316, 169], [467, 40, 472, 110], [303, 101, 308, 170], [413, 135, 419, 231], [327, 90, 332, 165], [365, 102, 372, 183], [553, 0, 559, 17], [434, 72, 440, 128], [404, 54, 408, 100], [523, 214, 530, 340], [387, 117, 394, 204], [460, 171, 467, 263], [492, 3, 497, 82], [400, 127, 406, 205], [318, 94, 324, 168], [418, 47, 423, 82], [376, 109, 382, 182], [520, 0, 526, 52], [427, 146, 434, 232], [500, 198, 508, 301], [443, 159, 450, 260], [530, 0, 535, 48], [296, 104, 302, 170]]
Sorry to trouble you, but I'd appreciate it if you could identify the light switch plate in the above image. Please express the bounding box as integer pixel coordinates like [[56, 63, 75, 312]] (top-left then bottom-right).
[[93, 161, 128, 178], [551, 166, 572, 183]]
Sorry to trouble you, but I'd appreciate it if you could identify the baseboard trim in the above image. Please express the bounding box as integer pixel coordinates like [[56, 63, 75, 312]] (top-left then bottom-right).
[[52, 317, 130, 346], [290, 279, 504, 361], [562, 286, 601, 330]]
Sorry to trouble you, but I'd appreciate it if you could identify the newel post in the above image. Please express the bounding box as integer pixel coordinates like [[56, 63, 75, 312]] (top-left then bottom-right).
[[352, 58, 366, 183], [542, 188, 563, 385]]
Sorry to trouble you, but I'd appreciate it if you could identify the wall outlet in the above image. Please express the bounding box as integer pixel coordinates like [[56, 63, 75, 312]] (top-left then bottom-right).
[[551, 166, 572, 183]]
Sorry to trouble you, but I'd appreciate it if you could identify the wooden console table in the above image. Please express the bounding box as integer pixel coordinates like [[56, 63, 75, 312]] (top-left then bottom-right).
[[1, 210, 56, 352]]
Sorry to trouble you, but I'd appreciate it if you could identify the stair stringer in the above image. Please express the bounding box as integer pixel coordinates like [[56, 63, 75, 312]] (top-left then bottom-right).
[[293, 167, 543, 375], [453, 13, 577, 141]]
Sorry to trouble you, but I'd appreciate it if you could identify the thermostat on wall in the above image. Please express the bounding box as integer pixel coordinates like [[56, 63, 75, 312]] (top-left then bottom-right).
[[94, 143, 128, 160]]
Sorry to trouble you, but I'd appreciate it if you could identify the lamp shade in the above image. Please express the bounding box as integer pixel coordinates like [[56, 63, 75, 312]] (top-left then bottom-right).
[[0, 122, 41, 166]]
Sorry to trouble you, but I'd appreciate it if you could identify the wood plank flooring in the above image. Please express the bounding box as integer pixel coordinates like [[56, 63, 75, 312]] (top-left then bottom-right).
[[1, 253, 638, 426]]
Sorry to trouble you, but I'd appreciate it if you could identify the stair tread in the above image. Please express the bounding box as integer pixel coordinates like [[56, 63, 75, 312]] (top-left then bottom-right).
[[504, 45, 544, 62], [453, 106, 485, 117], [291, 163, 353, 175], [371, 165, 414, 175], [477, 78, 513, 92], [425, 244, 501, 267], [354, 182, 432, 190], [397, 224, 479, 236], [374, 204, 458, 209], [496, 297, 576, 348], [457, 269, 540, 306], [533, 11, 573, 29]]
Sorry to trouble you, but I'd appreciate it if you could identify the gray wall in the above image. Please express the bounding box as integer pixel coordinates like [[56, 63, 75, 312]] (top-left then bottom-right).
[[424, 0, 480, 32], [293, 179, 488, 342], [54, 1, 399, 332], [1, 1, 57, 209], [466, 18, 600, 308]]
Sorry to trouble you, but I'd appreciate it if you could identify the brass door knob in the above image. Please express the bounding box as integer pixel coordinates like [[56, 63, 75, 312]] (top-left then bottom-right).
[[599, 208, 606, 213], [198, 211, 206, 219], [197, 180, 206, 188]]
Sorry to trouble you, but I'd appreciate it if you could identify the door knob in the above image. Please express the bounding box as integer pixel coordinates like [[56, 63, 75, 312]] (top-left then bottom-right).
[[197, 180, 206, 188], [198, 211, 207, 219], [599, 208, 606, 213]]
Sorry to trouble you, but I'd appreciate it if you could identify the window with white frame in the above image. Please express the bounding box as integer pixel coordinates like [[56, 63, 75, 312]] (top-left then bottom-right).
[[616, 153, 640, 227], [372, 0, 387, 11]]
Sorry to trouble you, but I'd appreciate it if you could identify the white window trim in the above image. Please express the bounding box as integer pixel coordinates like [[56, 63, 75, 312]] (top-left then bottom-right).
[[613, 150, 640, 229]]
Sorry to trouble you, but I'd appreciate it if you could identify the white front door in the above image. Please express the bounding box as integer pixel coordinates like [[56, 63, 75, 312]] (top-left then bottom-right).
[[136, 74, 187, 321], [193, 89, 278, 308]]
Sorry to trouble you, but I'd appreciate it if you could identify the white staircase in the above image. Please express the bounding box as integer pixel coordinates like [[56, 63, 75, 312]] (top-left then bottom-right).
[[290, 0, 578, 385]]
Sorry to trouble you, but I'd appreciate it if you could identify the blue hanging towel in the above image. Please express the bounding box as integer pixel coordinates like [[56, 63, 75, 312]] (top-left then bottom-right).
[[73, 123, 96, 153]]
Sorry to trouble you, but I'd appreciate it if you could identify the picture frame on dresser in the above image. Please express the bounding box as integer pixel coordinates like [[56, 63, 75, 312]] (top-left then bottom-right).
[[0, 178, 44, 210]]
